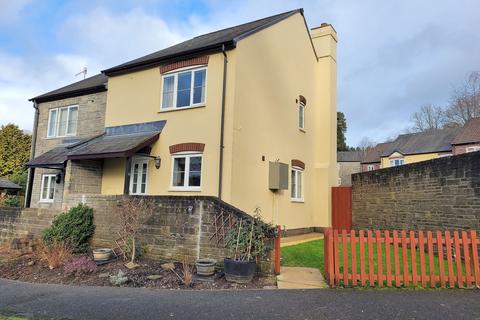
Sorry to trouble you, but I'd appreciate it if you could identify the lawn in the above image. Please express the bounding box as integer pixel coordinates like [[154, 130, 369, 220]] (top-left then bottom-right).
[[281, 239, 465, 284]]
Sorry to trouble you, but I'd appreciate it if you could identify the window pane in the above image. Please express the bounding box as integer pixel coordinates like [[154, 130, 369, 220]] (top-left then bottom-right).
[[42, 176, 49, 199], [193, 69, 206, 104], [67, 106, 78, 135], [188, 156, 202, 187], [58, 108, 68, 136], [141, 163, 147, 194], [299, 105, 304, 128], [173, 157, 186, 186], [48, 176, 55, 200], [297, 171, 303, 198], [48, 109, 57, 137], [176, 71, 192, 107], [291, 170, 296, 198], [132, 164, 138, 193], [162, 76, 175, 109]]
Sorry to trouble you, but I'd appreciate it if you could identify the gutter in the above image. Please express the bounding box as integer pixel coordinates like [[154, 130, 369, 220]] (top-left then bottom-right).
[[24, 101, 39, 208], [218, 44, 228, 199]]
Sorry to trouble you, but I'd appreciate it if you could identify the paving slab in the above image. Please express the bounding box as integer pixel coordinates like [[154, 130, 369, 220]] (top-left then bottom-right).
[[281, 233, 323, 247], [276, 266, 328, 289]]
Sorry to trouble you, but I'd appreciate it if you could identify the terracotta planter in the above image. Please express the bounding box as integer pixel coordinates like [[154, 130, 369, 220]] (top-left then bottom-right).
[[224, 258, 256, 283], [196, 258, 216, 276], [93, 248, 112, 261]]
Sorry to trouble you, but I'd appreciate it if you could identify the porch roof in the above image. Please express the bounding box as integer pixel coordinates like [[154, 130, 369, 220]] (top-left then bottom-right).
[[27, 121, 166, 167]]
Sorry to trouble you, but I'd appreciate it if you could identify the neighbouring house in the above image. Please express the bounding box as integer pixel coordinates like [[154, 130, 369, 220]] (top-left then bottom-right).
[[337, 151, 363, 186], [360, 142, 391, 172], [451, 117, 480, 154], [24, 9, 338, 233]]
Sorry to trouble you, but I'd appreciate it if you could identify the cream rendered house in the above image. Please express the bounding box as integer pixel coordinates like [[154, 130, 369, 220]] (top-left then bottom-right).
[[26, 9, 337, 233]]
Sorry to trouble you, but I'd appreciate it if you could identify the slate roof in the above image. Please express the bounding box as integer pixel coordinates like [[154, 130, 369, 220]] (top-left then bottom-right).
[[30, 74, 108, 103], [103, 9, 302, 75], [451, 117, 480, 145], [27, 121, 166, 166], [0, 178, 21, 190], [361, 142, 392, 164], [337, 151, 364, 162], [381, 128, 459, 157]]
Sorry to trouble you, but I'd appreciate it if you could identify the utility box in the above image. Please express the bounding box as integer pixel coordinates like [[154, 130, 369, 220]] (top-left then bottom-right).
[[269, 161, 288, 190]]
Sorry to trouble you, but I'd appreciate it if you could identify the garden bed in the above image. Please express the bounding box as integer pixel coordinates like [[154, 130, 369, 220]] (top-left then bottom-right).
[[0, 253, 276, 290]]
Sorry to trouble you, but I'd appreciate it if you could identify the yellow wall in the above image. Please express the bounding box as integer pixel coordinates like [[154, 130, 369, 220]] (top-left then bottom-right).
[[226, 14, 337, 228], [381, 152, 440, 168], [101, 12, 337, 230]]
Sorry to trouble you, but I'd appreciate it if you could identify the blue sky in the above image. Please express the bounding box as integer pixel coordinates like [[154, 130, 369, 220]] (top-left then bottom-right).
[[0, 0, 479, 146]]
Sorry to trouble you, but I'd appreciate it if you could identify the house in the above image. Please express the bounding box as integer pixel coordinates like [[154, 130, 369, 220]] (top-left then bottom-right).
[[451, 117, 480, 154], [25, 9, 338, 233], [360, 142, 391, 172], [337, 151, 363, 185]]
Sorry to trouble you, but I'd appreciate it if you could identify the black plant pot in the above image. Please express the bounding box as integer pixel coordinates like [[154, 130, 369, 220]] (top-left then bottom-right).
[[224, 258, 256, 283]]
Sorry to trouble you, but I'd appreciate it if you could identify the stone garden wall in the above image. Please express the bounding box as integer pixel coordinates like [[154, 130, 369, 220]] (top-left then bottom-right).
[[352, 151, 480, 231], [0, 195, 274, 274]]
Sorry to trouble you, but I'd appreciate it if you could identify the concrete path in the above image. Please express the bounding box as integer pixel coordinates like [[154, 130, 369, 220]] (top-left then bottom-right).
[[277, 267, 328, 289], [281, 233, 323, 247], [1, 279, 479, 320]]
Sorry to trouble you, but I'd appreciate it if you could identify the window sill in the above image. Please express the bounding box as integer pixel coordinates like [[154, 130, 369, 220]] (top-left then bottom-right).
[[291, 199, 304, 203], [299, 128, 306, 133], [169, 187, 201, 192], [39, 200, 54, 203], [158, 105, 206, 113]]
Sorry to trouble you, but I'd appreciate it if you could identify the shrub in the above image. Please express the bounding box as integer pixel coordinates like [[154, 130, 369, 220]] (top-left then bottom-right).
[[42, 204, 95, 253], [36, 240, 72, 270], [109, 270, 128, 286], [64, 256, 97, 276], [3, 195, 20, 207]]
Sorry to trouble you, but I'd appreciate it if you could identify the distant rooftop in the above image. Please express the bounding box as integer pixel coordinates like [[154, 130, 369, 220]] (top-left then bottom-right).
[[451, 117, 480, 145], [337, 151, 364, 162]]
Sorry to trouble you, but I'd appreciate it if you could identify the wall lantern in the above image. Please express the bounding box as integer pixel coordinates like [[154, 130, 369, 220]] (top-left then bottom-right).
[[154, 156, 161, 169]]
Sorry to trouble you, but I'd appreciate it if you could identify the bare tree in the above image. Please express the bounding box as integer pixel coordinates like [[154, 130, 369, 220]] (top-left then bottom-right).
[[410, 104, 445, 132], [444, 71, 480, 126], [117, 196, 157, 265], [357, 137, 376, 151]]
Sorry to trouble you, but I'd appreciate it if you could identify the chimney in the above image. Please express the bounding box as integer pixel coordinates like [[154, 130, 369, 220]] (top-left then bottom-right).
[[310, 23, 337, 61]]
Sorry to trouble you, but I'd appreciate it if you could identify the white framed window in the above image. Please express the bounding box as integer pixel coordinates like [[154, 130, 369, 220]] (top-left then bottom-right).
[[170, 153, 202, 191], [161, 67, 207, 110], [291, 167, 304, 202], [47, 105, 78, 138], [389, 158, 404, 167], [298, 102, 305, 130], [466, 146, 480, 153], [129, 157, 149, 195], [367, 165, 375, 171], [40, 174, 56, 202]]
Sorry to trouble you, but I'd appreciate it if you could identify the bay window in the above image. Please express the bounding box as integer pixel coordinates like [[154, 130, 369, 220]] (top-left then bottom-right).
[[161, 67, 207, 110]]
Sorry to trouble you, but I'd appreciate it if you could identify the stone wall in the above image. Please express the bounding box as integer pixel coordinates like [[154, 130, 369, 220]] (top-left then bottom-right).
[[0, 195, 275, 274], [352, 152, 480, 231]]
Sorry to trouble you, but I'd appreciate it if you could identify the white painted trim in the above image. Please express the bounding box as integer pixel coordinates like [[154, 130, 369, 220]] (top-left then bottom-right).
[[160, 67, 207, 111], [129, 157, 149, 195], [290, 167, 304, 202], [170, 153, 203, 191], [46, 105, 79, 138], [39, 174, 55, 203], [466, 146, 480, 153], [298, 102, 305, 130]]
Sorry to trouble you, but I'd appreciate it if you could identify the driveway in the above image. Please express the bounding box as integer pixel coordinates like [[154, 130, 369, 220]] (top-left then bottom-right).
[[0, 279, 478, 320]]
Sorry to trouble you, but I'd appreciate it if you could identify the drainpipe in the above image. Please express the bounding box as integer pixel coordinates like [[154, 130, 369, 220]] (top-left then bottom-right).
[[218, 45, 228, 199], [25, 101, 39, 208]]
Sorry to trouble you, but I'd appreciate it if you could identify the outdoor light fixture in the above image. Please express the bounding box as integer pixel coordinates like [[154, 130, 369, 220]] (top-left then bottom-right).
[[154, 156, 161, 169]]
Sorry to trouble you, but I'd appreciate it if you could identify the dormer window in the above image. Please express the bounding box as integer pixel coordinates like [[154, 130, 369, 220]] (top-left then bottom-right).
[[161, 67, 207, 110]]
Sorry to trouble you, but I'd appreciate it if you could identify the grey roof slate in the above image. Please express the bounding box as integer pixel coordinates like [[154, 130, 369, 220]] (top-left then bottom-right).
[[381, 128, 459, 157], [361, 142, 392, 164], [0, 178, 21, 190], [30, 73, 108, 103], [337, 151, 364, 162], [27, 145, 72, 168], [451, 117, 480, 145], [103, 9, 302, 75]]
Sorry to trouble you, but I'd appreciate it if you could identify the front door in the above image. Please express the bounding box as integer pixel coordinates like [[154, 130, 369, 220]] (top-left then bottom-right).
[[129, 157, 149, 195]]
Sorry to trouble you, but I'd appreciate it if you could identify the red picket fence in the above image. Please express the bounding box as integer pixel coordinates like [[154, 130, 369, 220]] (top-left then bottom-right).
[[324, 228, 480, 288]]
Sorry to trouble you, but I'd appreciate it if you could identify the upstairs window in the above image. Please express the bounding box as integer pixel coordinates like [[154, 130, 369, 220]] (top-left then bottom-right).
[[47, 105, 78, 138], [161, 67, 207, 110], [389, 158, 404, 167], [298, 102, 305, 130], [171, 153, 202, 191], [291, 167, 304, 201]]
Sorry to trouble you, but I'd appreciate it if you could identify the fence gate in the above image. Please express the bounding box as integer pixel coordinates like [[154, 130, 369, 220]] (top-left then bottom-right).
[[331, 186, 352, 230]]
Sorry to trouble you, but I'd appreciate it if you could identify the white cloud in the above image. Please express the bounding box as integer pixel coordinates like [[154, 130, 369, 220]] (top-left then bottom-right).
[[0, 0, 32, 25]]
